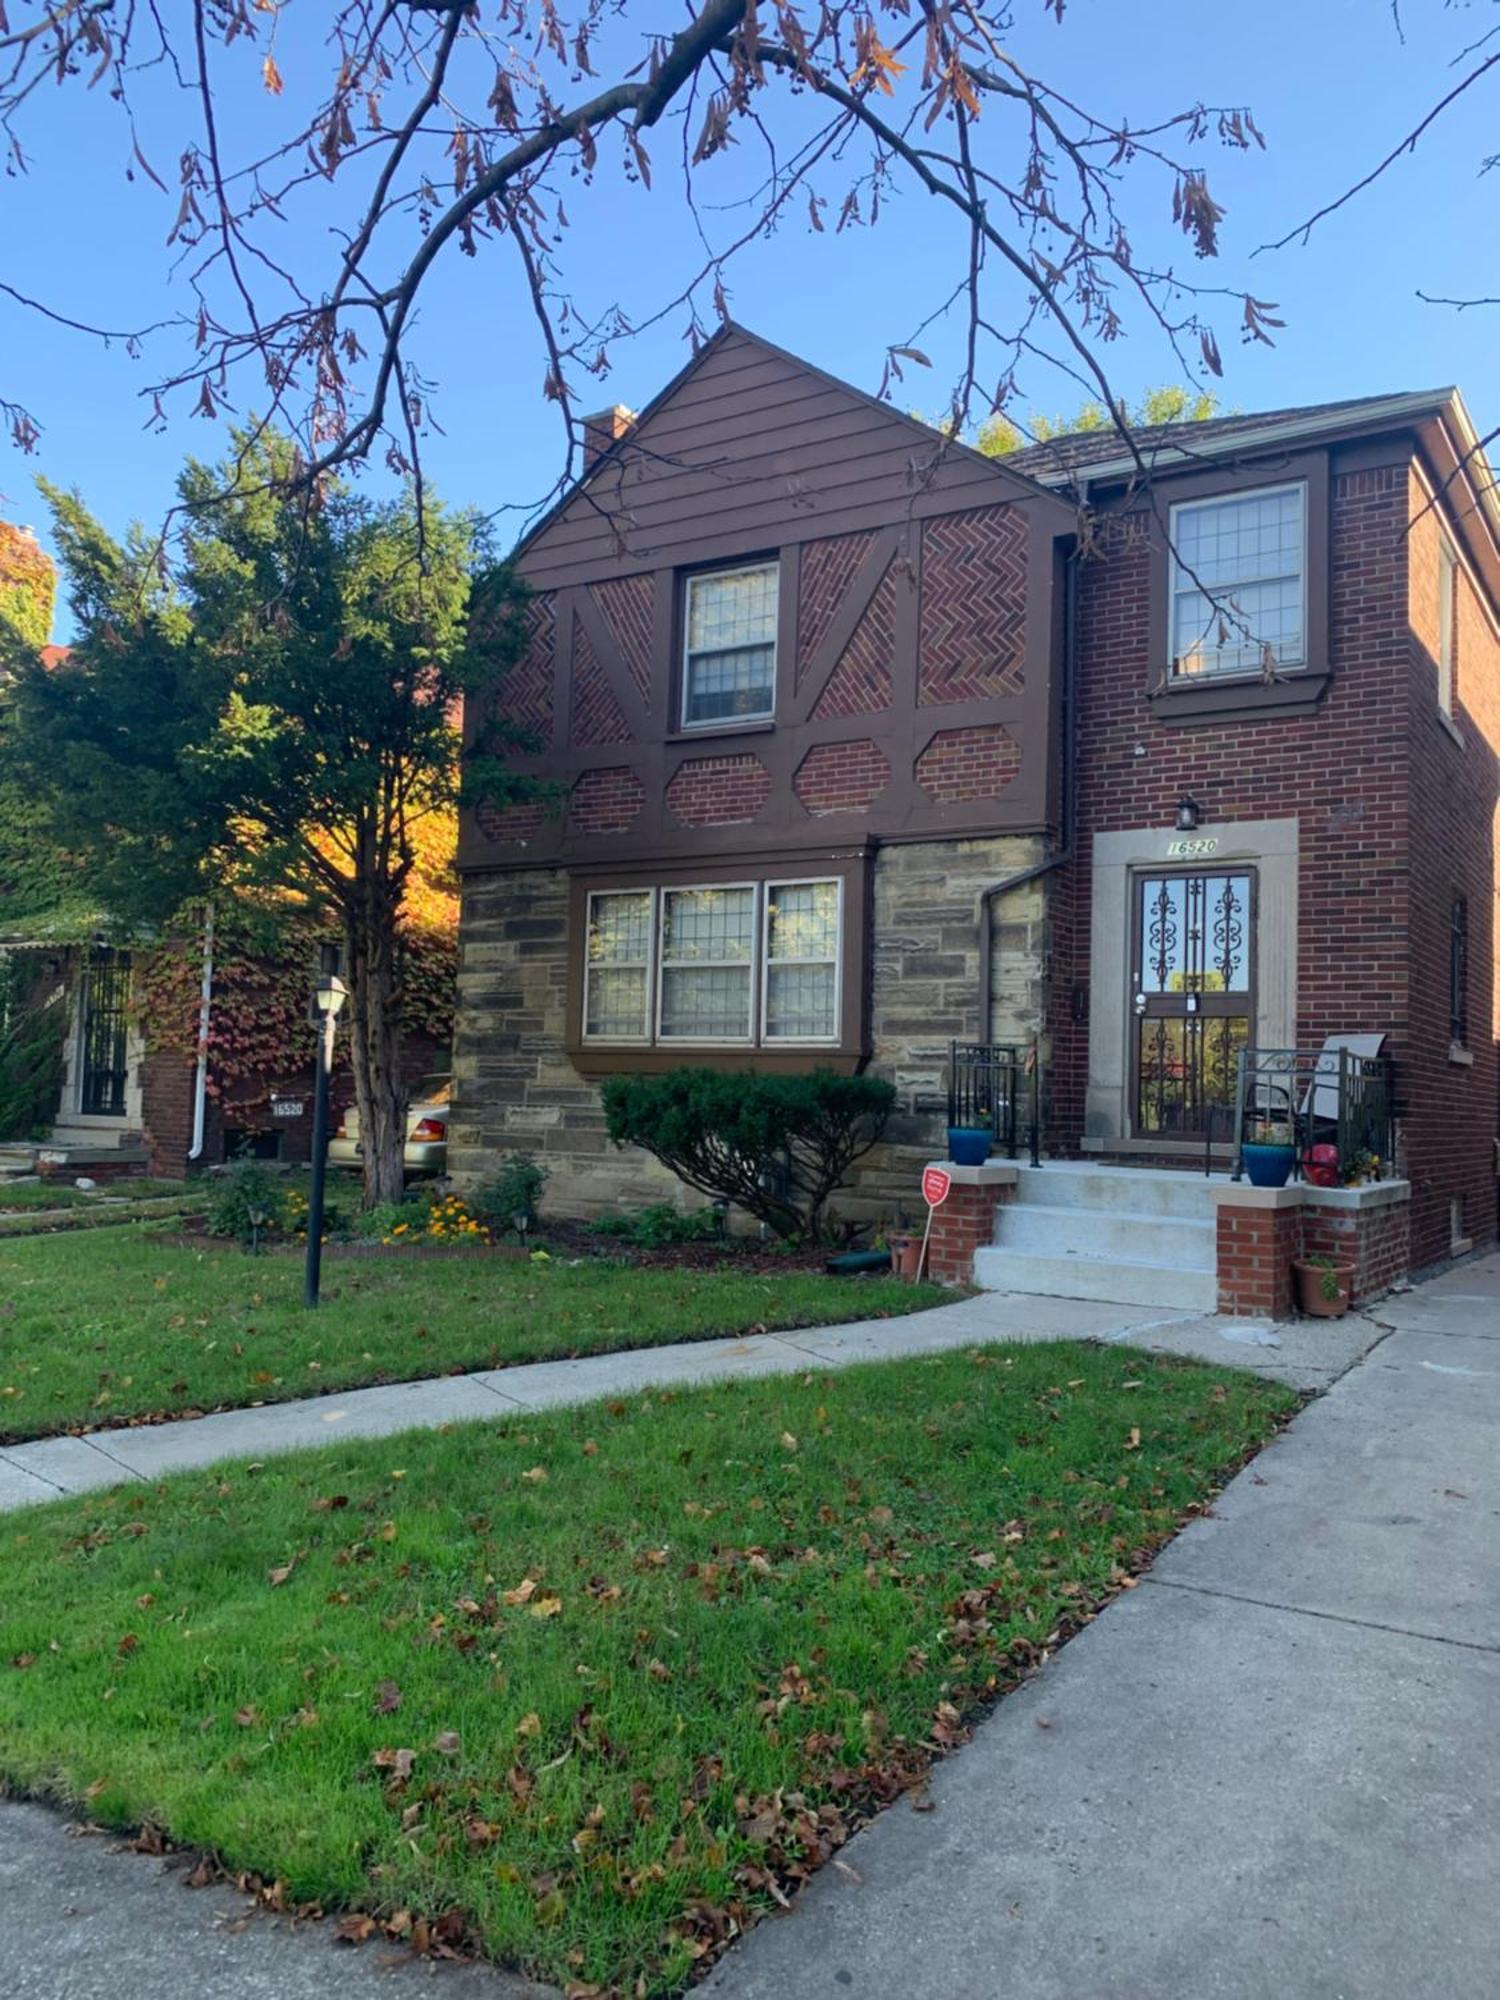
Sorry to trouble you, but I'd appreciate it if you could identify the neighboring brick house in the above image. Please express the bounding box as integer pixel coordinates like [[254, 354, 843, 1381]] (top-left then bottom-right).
[[0, 934, 452, 1182], [452, 323, 1500, 1300]]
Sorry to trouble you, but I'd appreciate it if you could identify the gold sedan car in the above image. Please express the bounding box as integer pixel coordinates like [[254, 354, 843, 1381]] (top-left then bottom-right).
[[328, 1075, 451, 1177]]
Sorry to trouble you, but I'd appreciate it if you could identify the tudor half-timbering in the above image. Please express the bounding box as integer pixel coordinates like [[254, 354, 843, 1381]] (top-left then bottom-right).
[[454, 324, 1074, 1211], [453, 325, 1500, 1297]]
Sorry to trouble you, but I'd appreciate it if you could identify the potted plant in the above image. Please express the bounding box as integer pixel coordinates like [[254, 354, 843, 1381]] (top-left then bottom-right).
[[1301, 1142, 1340, 1189], [946, 1123, 993, 1167], [885, 1226, 922, 1279], [1242, 1117, 1297, 1188], [1293, 1252, 1353, 1318]]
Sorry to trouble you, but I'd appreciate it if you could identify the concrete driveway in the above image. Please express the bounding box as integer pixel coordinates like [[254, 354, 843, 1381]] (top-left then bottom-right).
[[700, 1256, 1500, 1999]]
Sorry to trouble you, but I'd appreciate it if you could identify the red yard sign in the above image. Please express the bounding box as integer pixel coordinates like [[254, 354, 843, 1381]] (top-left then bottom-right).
[[921, 1165, 953, 1208]]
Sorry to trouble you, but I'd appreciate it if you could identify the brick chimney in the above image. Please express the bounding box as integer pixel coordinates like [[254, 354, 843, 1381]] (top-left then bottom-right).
[[581, 404, 636, 472]]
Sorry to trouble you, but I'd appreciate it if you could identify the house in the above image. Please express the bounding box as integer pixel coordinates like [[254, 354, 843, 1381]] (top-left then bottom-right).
[[451, 324, 1500, 1312]]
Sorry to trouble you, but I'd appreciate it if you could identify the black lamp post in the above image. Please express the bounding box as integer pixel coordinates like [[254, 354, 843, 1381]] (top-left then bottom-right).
[[304, 972, 348, 1308]]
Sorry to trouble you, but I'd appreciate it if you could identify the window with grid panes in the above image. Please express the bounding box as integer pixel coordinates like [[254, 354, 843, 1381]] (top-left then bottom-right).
[[681, 563, 778, 727], [1170, 483, 1306, 678], [583, 891, 653, 1041], [659, 886, 756, 1040], [764, 880, 839, 1040], [580, 877, 844, 1047]]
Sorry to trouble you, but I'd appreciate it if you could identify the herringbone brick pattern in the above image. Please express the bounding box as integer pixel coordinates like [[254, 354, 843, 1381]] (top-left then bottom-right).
[[812, 567, 896, 719], [569, 620, 633, 747], [592, 574, 655, 703], [798, 531, 875, 688], [919, 506, 1027, 703], [501, 593, 555, 737]]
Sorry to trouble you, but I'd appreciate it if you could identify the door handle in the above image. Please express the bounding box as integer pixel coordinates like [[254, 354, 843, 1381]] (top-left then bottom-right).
[[1133, 992, 1147, 1016]]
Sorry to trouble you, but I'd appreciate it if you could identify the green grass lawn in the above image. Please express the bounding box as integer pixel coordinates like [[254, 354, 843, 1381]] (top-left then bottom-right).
[[0, 1179, 192, 1213], [0, 1227, 943, 1443], [0, 1342, 1294, 1994]]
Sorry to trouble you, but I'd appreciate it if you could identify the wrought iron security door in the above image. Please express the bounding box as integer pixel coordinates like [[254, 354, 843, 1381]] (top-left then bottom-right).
[[79, 947, 132, 1116], [1133, 871, 1253, 1141]]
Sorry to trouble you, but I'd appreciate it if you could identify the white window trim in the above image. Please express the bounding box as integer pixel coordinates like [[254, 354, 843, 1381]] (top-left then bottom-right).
[[762, 876, 843, 1045], [655, 881, 760, 1046], [680, 561, 780, 731], [1438, 535, 1457, 719], [1168, 480, 1308, 681], [582, 887, 656, 1046]]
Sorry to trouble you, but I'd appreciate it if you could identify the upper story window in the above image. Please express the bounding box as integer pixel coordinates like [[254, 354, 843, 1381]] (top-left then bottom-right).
[[1450, 894, 1469, 1047], [583, 876, 841, 1047], [681, 562, 778, 728], [1170, 482, 1306, 679], [1438, 537, 1457, 719]]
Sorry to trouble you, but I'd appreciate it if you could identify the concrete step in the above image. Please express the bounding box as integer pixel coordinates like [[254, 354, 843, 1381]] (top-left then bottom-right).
[[995, 1202, 1216, 1272], [1011, 1161, 1221, 1221], [972, 1245, 1219, 1312]]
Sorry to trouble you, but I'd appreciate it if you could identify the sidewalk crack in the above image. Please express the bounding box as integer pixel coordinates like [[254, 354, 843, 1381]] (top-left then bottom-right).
[[1143, 1574, 1500, 1657]]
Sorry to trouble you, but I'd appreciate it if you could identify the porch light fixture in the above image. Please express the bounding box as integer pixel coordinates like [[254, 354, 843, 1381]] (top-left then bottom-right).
[[1175, 795, 1202, 833], [304, 972, 348, 1309]]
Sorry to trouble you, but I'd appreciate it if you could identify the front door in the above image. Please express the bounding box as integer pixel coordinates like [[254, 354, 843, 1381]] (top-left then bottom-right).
[[1133, 871, 1253, 1142], [78, 946, 132, 1117]]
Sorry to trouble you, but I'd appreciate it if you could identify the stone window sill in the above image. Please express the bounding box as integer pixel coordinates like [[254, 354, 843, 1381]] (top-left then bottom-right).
[[1449, 1042, 1475, 1067], [1439, 710, 1466, 750]]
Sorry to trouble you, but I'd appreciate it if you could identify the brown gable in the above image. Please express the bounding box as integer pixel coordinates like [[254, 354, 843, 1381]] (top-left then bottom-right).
[[515, 325, 1053, 591]]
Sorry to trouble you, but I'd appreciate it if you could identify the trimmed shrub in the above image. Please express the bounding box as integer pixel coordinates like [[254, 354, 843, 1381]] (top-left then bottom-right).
[[205, 1160, 288, 1246], [600, 1067, 895, 1244], [471, 1152, 548, 1230]]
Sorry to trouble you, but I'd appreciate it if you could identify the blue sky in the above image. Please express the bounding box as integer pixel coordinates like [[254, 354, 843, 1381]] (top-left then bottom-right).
[[5, 0, 1496, 637]]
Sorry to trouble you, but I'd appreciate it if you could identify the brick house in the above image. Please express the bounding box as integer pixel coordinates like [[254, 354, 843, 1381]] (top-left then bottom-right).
[[452, 325, 1500, 1310]]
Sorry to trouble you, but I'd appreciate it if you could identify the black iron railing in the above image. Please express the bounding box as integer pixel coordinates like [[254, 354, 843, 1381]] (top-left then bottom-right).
[[947, 1040, 1044, 1166], [1230, 1046, 1395, 1183]]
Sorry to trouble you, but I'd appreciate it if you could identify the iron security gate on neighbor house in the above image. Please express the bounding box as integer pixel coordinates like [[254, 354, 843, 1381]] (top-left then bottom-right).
[[1133, 870, 1254, 1142], [78, 946, 132, 1116]]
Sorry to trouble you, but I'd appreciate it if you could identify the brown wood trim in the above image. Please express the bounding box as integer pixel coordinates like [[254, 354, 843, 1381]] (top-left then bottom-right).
[[562, 847, 871, 1068], [1140, 450, 1331, 725], [569, 1048, 864, 1078]]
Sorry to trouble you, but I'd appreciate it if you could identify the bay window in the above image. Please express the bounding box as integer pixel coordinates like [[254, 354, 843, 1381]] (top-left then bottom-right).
[[1170, 482, 1306, 679], [582, 875, 843, 1048]]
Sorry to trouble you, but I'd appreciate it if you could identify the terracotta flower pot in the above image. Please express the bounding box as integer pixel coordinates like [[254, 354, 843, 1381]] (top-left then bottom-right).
[[888, 1232, 923, 1280], [1293, 1258, 1353, 1318]]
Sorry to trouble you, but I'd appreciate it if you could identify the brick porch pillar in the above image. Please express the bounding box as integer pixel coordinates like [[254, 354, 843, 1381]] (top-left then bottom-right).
[[921, 1161, 1018, 1284]]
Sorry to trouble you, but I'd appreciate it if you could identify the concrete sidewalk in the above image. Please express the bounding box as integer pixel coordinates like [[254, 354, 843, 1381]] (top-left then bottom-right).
[[0, 1289, 1382, 1510], [699, 1253, 1500, 1999]]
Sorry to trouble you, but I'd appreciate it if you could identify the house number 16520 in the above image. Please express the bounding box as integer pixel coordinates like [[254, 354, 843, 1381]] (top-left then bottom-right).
[[1166, 836, 1220, 859]]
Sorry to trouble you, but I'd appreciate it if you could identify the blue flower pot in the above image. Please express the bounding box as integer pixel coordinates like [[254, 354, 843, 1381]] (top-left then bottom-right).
[[947, 1125, 993, 1167], [1242, 1142, 1296, 1189]]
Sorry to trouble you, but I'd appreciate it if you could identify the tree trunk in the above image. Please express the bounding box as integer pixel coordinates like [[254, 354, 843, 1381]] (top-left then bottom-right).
[[344, 893, 408, 1208]]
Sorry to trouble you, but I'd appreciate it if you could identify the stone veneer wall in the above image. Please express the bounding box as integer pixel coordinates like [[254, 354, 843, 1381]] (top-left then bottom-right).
[[450, 835, 1051, 1226]]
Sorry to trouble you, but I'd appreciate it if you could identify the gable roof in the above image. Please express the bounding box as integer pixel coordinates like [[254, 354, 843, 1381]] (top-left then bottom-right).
[[510, 322, 1066, 586]]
